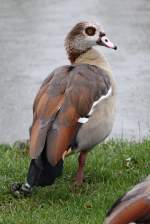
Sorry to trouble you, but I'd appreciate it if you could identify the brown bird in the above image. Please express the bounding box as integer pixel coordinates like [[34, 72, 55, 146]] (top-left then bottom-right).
[[104, 175, 150, 224], [11, 21, 117, 196]]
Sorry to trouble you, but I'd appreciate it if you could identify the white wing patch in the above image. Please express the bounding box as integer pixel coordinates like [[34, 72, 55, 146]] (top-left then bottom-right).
[[78, 117, 89, 124], [88, 87, 112, 116], [78, 86, 112, 124]]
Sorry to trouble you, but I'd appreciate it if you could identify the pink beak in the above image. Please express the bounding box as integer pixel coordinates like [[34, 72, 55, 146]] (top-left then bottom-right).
[[100, 36, 117, 50]]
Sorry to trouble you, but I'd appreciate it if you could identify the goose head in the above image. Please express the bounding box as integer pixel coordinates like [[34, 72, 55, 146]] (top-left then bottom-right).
[[65, 21, 117, 63]]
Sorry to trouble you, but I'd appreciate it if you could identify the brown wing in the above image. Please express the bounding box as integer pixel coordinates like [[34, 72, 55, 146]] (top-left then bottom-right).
[[30, 64, 110, 166], [105, 175, 150, 224], [30, 66, 70, 159], [105, 195, 150, 224], [32, 72, 55, 113]]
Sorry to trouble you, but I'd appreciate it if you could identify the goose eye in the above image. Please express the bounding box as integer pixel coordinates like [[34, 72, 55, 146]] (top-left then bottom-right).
[[85, 27, 96, 36]]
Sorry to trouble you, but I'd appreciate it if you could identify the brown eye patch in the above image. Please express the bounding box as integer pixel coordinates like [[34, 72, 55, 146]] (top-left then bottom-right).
[[85, 26, 96, 36]]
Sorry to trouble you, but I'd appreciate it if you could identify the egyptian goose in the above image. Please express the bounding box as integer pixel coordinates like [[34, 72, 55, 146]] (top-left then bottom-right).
[[105, 175, 150, 224], [11, 21, 117, 196]]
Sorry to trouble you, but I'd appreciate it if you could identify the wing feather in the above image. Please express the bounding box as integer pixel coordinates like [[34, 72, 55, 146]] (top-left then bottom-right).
[[29, 64, 111, 165], [105, 175, 150, 224], [105, 195, 150, 224]]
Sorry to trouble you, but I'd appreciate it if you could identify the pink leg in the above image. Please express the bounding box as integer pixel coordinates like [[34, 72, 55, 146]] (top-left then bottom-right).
[[74, 151, 88, 185]]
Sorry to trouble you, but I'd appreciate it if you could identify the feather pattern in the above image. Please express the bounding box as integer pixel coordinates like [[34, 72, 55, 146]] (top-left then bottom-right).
[[105, 175, 150, 224], [29, 64, 111, 166]]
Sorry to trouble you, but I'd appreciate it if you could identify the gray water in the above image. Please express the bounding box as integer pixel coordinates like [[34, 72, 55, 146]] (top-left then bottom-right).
[[0, 0, 150, 143]]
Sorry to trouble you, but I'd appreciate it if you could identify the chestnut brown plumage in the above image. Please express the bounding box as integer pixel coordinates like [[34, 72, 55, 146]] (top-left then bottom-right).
[[30, 64, 110, 166], [105, 175, 150, 224], [11, 21, 117, 196]]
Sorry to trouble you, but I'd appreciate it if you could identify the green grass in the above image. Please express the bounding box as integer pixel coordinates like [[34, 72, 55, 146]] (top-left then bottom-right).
[[0, 140, 149, 224]]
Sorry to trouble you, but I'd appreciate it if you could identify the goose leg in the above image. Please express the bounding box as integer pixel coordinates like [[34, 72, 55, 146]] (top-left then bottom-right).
[[74, 151, 88, 185]]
